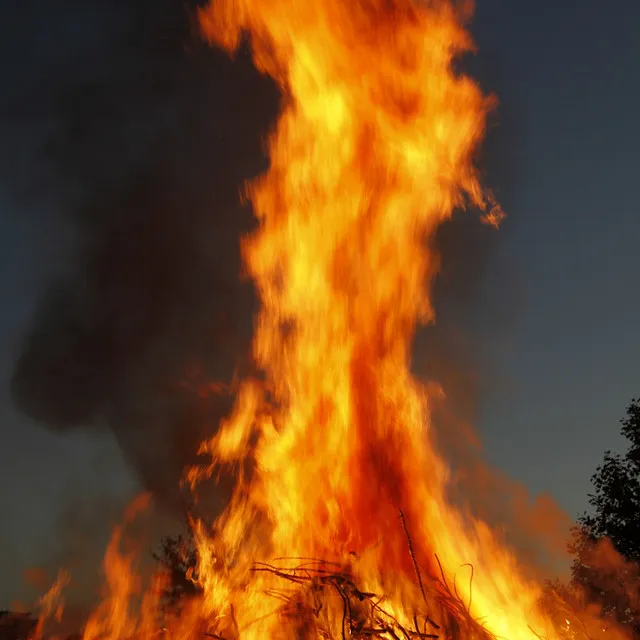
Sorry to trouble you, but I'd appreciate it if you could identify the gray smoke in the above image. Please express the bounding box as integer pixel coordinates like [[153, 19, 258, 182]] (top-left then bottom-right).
[[3, 0, 279, 509]]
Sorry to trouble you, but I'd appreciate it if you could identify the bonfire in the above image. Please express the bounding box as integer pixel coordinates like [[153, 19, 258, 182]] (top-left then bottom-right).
[[26, 0, 634, 639]]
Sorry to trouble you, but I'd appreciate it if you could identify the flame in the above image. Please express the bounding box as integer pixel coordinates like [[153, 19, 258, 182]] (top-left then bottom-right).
[[30, 570, 70, 639], [191, 0, 547, 637], [81, 495, 162, 640], [32, 1, 634, 639]]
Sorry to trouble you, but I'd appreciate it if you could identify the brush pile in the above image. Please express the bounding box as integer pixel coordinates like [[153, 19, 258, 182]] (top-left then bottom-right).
[[217, 556, 495, 640], [187, 513, 497, 640]]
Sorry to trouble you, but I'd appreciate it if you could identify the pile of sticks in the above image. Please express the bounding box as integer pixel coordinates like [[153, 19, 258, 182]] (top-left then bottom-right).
[[204, 512, 496, 640], [251, 557, 445, 639]]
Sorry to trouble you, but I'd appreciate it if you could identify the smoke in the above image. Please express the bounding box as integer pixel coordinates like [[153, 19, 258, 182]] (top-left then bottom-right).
[[3, 0, 279, 510]]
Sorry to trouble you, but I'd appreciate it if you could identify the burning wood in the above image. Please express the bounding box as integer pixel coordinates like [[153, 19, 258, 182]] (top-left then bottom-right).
[[230, 510, 494, 640], [247, 558, 466, 640]]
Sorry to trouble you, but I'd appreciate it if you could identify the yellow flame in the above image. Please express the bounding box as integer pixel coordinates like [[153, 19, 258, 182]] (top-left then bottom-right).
[[190, 0, 552, 637]]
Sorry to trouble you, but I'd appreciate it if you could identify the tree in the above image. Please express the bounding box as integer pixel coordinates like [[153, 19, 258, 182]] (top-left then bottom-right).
[[570, 398, 640, 632], [153, 532, 202, 614]]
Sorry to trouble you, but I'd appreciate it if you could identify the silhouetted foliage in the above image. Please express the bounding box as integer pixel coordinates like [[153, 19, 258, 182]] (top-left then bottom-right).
[[570, 398, 640, 632], [153, 531, 202, 613]]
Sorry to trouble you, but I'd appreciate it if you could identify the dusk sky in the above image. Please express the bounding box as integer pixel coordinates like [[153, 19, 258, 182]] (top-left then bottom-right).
[[1, 0, 639, 609]]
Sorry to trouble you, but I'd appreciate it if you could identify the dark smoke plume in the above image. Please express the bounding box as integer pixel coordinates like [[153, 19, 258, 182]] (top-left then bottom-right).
[[4, 0, 520, 516], [4, 0, 279, 509]]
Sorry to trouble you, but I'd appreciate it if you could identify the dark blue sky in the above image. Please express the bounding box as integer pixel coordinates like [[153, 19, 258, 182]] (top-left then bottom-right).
[[1, 0, 639, 609], [471, 0, 640, 508]]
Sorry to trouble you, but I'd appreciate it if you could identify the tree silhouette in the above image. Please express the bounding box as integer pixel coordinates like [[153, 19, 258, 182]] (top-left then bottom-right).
[[153, 531, 202, 614], [569, 398, 640, 632]]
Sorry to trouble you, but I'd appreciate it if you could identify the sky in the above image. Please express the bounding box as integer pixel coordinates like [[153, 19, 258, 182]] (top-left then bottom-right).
[[1, 0, 640, 610], [471, 0, 640, 506]]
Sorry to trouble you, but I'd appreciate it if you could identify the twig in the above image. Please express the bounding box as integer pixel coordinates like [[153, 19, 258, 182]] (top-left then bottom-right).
[[433, 555, 450, 594], [461, 564, 474, 613], [527, 624, 547, 640], [399, 510, 428, 608], [425, 617, 440, 630], [333, 582, 348, 640], [369, 599, 412, 640], [453, 574, 461, 604]]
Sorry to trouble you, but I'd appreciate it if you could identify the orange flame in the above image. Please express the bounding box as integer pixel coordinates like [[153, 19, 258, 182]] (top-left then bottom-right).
[[29, 570, 70, 640], [33, 1, 634, 639], [191, 0, 549, 637]]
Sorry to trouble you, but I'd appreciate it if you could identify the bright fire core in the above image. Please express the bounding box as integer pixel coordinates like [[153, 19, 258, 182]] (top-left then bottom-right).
[[51, 1, 603, 639]]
